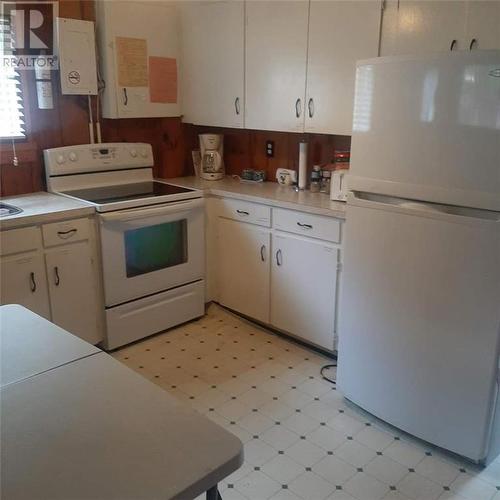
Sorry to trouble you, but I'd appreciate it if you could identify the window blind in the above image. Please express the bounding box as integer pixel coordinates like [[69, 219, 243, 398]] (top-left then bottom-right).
[[0, 15, 26, 139]]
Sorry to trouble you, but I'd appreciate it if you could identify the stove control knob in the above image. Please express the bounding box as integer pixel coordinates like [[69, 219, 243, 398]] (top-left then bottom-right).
[[56, 154, 65, 164], [69, 152, 78, 162], [140, 150, 148, 158], [130, 149, 137, 158]]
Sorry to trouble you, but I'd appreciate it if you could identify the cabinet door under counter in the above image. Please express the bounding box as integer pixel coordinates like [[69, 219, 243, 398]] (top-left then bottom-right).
[[213, 197, 344, 352], [271, 232, 339, 351], [0, 216, 104, 345]]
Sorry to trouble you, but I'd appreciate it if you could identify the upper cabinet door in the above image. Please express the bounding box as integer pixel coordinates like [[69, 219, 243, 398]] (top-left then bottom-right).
[[380, 1, 468, 56], [305, 1, 382, 136], [465, 1, 500, 50], [97, 1, 181, 119], [181, 1, 244, 128], [245, 1, 309, 132]]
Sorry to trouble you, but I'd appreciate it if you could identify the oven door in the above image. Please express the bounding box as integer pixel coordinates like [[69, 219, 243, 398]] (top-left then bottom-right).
[[99, 198, 205, 307]]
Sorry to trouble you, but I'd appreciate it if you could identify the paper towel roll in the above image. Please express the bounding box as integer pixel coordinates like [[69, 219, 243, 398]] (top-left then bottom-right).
[[298, 141, 308, 190]]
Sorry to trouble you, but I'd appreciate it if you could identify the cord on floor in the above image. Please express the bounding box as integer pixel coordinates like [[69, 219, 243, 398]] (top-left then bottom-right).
[[321, 360, 337, 385]]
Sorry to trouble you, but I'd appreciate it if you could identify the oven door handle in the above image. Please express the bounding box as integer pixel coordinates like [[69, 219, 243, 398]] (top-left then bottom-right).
[[99, 198, 204, 223]]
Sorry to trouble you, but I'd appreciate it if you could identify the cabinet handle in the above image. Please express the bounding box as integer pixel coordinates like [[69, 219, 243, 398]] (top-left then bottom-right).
[[57, 228, 77, 239], [276, 249, 283, 266], [123, 88, 128, 106], [469, 38, 477, 50], [235, 97, 241, 115], [54, 266, 60, 286], [308, 98, 314, 118], [260, 244, 266, 262], [295, 98, 302, 118], [450, 39, 457, 51], [236, 209, 249, 216], [29, 272, 37, 292], [297, 222, 313, 229]]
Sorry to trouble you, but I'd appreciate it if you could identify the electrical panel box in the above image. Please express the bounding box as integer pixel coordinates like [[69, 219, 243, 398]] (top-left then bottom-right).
[[56, 18, 98, 95]]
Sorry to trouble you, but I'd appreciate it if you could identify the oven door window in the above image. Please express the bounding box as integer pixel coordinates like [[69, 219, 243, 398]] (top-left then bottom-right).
[[124, 219, 188, 277]]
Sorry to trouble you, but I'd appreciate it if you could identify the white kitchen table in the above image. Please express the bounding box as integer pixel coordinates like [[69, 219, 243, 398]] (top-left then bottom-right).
[[0, 305, 243, 500], [0, 304, 101, 388]]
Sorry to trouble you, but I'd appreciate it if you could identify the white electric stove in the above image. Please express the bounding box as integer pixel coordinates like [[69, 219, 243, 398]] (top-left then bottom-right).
[[45, 143, 206, 350]]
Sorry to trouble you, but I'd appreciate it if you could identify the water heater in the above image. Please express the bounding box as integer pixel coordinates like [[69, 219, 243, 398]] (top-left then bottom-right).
[[56, 18, 98, 95]]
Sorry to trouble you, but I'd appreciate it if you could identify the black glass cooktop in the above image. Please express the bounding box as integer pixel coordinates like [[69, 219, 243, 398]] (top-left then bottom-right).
[[64, 181, 195, 204]]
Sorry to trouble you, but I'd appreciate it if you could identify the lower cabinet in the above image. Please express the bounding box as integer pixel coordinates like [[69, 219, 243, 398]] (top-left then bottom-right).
[[216, 202, 342, 352], [217, 218, 271, 324], [0, 218, 103, 345], [45, 242, 101, 345], [271, 232, 339, 351], [0, 252, 51, 319]]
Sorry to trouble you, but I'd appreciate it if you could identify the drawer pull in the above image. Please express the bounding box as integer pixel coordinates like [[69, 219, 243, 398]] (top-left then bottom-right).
[[297, 222, 313, 229], [260, 244, 266, 262], [57, 228, 77, 239], [236, 210, 249, 216], [450, 39, 457, 51], [276, 249, 283, 266], [29, 272, 37, 292], [54, 266, 60, 286]]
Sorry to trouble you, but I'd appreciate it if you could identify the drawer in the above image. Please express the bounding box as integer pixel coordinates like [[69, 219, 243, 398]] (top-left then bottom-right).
[[42, 218, 90, 247], [217, 198, 271, 227], [273, 208, 341, 243], [0, 226, 42, 256]]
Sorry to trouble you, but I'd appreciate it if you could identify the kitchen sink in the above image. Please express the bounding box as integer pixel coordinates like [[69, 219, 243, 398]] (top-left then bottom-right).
[[0, 203, 23, 217]]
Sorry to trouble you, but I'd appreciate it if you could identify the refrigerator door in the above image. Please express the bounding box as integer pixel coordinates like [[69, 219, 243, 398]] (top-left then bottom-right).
[[337, 192, 500, 461], [349, 51, 500, 211]]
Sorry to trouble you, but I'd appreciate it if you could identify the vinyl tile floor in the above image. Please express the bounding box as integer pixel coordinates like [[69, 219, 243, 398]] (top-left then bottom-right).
[[112, 304, 500, 500]]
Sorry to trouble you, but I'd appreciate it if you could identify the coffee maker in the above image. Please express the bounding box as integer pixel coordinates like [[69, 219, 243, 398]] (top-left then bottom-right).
[[199, 134, 225, 181]]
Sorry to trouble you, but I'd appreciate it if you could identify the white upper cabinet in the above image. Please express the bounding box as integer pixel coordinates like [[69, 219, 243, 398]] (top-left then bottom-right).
[[180, 1, 244, 128], [380, 1, 468, 55], [97, 0, 181, 118], [245, 1, 309, 132], [465, 1, 500, 50], [305, 1, 382, 136]]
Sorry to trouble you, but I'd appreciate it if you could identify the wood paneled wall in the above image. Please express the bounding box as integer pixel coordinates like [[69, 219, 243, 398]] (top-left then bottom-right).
[[0, 0, 350, 197], [183, 124, 351, 182]]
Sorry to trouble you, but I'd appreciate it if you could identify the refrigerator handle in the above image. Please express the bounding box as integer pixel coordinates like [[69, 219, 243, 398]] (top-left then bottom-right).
[[348, 192, 500, 225]]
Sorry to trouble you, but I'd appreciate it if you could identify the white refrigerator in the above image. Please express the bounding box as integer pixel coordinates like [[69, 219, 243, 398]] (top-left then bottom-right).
[[337, 51, 500, 463]]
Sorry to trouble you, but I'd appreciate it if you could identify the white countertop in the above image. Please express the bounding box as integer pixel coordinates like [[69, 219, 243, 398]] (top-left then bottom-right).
[[0, 178, 346, 230], [0, 192, 94, 230], [166, 176, 347, 218]]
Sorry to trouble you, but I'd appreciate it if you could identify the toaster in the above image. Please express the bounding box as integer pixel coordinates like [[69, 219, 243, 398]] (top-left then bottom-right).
[[330, 170, 349, 202]]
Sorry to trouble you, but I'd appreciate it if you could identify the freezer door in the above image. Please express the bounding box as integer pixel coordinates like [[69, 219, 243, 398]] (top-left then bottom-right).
[[337, 193, 500, 461], [349, 51, 500, 211]]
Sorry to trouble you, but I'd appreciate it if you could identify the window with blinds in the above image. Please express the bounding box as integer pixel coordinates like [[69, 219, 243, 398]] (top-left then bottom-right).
[[0, 14, 26, 139]]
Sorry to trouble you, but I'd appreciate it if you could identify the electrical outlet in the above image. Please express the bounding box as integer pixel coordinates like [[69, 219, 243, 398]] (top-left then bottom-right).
[[266, 140, 274, 158]]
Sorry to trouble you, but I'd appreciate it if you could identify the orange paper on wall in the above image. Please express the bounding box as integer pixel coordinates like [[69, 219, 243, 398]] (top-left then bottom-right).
[[149, 56, 177, 104]]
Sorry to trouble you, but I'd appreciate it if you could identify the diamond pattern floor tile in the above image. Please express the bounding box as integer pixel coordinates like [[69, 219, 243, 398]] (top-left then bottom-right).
[[113, 304, 500, 500]]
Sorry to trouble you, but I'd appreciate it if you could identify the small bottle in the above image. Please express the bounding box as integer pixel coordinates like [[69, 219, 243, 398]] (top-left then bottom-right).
[[310, 165, 322, 193], [320, 169, 331, 194]]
